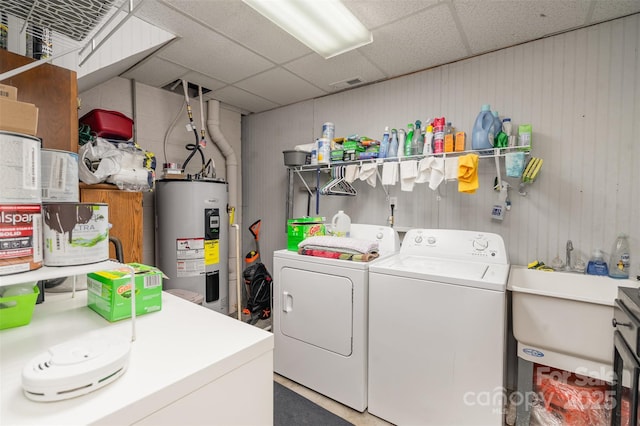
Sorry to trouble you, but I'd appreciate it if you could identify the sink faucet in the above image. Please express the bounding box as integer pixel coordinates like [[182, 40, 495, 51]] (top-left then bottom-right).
[[566, 240, 574, 271]]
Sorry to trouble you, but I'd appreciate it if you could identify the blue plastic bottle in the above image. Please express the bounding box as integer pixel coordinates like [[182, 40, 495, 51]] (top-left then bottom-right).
[[472, 104, 496, 151], [379, 126, 390, 159], [388, 129, 399, 158]]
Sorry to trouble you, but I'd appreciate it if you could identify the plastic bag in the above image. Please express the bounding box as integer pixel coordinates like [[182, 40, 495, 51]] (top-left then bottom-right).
[[78, 138, 123, 184]]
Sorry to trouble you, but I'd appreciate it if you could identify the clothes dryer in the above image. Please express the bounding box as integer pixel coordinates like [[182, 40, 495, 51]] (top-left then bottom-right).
[[368, 228, 510, 425], [273, 224, 399, 412]]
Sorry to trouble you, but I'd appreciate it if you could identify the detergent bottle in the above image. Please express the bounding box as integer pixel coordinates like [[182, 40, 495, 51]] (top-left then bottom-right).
[[405, 123, 414, 157], [379, 126, 390, 159], [388, 129, 399, 158], [331, 210, 351, 237], [472, 104, 496, 151]]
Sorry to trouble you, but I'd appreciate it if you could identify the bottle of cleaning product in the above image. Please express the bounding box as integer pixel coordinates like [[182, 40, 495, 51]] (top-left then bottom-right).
[[472, 104, 495, 151], [379, 126, 390, 159], [331, 210, 351, 237], [586, 249, 609, 276], [444, 122, 454, 153], [491, 111, 502, 143], [609, 234, 631, 279], [388, 129, 399, 158], [398, 129, 406, 158], [424, 125, 434, 155], [405, 123, 414, 157], [433, 117, 445, 154], [411, 120, 423, 155]]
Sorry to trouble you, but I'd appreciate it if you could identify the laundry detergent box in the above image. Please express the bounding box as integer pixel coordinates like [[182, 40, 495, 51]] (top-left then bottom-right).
[[287, 217, 326, 251], [87, 263, 163, 322]]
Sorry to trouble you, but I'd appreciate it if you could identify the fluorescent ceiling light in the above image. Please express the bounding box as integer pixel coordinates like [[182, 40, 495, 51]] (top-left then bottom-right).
[[243, 0, 372, 59]]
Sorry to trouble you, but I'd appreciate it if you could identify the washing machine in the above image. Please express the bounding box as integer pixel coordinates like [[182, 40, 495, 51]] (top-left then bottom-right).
[[368, 228, 510, 425], [273, 224, 399, 412]]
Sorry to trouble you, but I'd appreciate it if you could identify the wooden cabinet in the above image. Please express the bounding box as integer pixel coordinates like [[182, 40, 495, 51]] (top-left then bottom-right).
[[80, 184, 143, 263], [0, 49, 79, 153]]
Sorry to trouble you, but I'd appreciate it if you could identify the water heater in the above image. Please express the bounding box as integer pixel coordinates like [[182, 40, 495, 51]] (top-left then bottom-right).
[[155, 179, 229, 314]]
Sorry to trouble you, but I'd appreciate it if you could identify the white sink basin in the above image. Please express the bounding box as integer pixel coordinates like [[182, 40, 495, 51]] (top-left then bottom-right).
[[508, 265, 638, 381]]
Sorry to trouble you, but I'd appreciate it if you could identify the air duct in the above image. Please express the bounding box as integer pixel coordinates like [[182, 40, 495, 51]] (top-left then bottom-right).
[[206, 100, 241, 314]]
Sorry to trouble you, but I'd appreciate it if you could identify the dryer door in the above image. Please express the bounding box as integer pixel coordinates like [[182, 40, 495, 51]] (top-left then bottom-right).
[[280, 267, 353, 356]]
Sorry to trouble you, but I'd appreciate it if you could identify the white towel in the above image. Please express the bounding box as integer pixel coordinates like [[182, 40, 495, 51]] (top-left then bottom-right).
[[381, 162, 398, 186], [415, 157, 434, 183], [400, 160, 418, 192], [429, 157, 445, 190], [345, 164, 359, 183], [444, 157, 459, 181], [359, 163, 378, 187]]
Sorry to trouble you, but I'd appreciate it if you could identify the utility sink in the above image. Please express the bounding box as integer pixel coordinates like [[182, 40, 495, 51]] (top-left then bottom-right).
[[508, 265, 639, 381]]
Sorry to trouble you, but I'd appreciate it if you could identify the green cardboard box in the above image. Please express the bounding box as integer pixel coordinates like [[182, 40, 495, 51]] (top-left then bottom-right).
[[287, 217, 325, 251], [87, 263, 163, 322]]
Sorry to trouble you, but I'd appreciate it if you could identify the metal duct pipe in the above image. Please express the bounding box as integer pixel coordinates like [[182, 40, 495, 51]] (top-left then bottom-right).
[[206, 100, 241, 314]]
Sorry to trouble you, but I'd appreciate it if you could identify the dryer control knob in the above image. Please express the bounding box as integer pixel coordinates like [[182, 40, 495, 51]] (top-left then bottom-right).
[[427, 237, 436, 245], [415, 236, 423, 244], [376, 232, 384, 240]]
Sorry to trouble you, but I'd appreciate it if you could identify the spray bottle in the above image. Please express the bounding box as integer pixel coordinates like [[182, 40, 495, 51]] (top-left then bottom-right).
[[405, 123, 414, 157], [388, 129, 399, 158]]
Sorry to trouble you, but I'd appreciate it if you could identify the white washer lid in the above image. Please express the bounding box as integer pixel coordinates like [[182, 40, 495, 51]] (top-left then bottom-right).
[[369, 254, 510, 291]]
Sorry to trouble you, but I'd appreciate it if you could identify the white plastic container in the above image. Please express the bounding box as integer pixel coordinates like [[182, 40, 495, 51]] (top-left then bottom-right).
[[331, 210, 351, 237], [609, 233, 631, 279]]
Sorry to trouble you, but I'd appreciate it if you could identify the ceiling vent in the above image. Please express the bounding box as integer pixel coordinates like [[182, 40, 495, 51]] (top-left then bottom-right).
[[161, 80, 212, 98], [329, 76, 365, 90]]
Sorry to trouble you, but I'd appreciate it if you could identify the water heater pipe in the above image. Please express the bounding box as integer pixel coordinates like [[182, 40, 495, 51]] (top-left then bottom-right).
[[207, 100, 241, 314]]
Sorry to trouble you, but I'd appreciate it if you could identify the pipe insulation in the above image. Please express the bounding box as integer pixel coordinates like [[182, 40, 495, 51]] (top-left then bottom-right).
[[206, 100, 242, 314]]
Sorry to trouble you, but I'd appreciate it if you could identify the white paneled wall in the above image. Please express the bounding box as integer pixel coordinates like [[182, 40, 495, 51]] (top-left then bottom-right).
[[243, 15, 640, 272]]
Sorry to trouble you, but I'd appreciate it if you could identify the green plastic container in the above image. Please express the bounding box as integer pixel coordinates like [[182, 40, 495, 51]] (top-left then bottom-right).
[[0, 285, 39, 330], [287, 217, 325, 251]]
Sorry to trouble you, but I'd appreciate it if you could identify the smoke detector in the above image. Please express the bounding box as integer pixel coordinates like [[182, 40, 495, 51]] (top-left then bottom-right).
[[329, 76, 365, 90], [22, 331, 131, 402]]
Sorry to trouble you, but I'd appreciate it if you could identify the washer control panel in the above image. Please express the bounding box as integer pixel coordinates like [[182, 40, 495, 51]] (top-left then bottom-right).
[[400, 229, 508, 264]]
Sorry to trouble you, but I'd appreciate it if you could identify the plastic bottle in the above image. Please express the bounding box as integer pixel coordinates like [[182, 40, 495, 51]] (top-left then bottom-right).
[[411, 120, 423, 155], [472, 104, 496, 151], [433, 117, 445, 154], [397, 129, 406, 158], [388, 129, 399, 158], [444, 122, 454, 153], [609, 234, 631, 279], [405, 123, 414, 157], [586, 250, 609, 276], [379, 127, 390, 159], [317, 137, 330, 164], [491, 111, 502, 143], [331, 210, 351, 237], [424, 125, 434, 155]]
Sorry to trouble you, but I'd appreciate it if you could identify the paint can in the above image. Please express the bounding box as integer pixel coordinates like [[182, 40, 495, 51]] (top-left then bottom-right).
[[0, 204, 43, 275], [0, 131, 41, 203], [42, 203, 109, 266], [41, 149, 79, 202]]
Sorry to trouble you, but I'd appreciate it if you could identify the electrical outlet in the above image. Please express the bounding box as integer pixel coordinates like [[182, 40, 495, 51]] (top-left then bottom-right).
[[491, 204, 505, 221], [389, 196, 398, 206]]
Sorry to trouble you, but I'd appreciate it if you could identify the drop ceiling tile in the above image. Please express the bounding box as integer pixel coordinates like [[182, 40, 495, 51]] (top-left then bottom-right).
[[180, 71, 227, 92], [158, 35, 273, 83], [285, 50, 386, 92], [122, 56, 190, 87], [344, 0, 439, 28], [591, 2, 640, 23], [164, 0, 312, 63], [235, 68, 327, 106], [454, 0, 591, 55], [360, 4, 467, 77], [209, 86, 279, 114]]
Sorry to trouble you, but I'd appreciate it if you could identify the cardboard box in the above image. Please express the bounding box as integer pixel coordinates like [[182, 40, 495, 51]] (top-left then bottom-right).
[[87, 263, 163, 322], [287, 217, 326, 251], [0, 97, 39, 136], [0, 84, 18, 101]]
